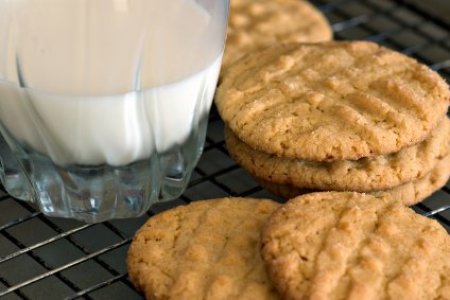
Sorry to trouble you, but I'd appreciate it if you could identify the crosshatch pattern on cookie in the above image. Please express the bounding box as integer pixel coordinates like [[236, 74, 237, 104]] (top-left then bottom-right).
[[127, 198, 281, 300], [217, 41, 450, 161], [223, 0, 332, 71], [261, 192, 450, 300]]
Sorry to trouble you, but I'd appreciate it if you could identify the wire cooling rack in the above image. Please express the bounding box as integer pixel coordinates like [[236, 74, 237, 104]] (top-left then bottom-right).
[[1, 0, 449, 299]]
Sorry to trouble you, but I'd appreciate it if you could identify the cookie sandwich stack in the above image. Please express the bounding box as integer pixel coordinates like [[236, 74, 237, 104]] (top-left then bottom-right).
[[217, 41, 450, 205]]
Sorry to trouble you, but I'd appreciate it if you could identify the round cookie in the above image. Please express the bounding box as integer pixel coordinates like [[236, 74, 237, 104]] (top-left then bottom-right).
[[225, 118, 450, 192], [261, 192, 450, 300], [127, 198, 281, 300], [222, 0, 332, 71], [216, 41, 450, 161], [258, 152, 450, 206]]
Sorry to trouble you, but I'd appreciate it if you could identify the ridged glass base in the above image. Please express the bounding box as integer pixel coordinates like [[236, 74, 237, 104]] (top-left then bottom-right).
[[0, 116, 208, 223]]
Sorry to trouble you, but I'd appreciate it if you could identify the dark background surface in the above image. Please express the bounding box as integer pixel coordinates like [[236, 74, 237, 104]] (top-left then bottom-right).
[[408, 0, 450, 24]]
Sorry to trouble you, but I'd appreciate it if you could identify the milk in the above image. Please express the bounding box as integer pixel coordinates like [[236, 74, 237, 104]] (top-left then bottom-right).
[[0, 0, 225, 166]]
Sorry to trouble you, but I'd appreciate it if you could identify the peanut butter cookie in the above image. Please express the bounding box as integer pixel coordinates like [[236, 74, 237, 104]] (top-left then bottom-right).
[[261, 192, 450, 300], [223, 0, 332, 71], [128, 198, 281, 300], [225, 118, 450, 192], [258, 152, 450, 206], [216, 41, 450, 160]]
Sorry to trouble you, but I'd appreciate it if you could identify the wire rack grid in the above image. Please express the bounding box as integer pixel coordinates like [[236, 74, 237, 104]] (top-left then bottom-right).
[[0, 0, 449, 299]]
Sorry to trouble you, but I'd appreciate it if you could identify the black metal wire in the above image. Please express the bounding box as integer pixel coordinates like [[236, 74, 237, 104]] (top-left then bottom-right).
[[0, 0, 449, 299]]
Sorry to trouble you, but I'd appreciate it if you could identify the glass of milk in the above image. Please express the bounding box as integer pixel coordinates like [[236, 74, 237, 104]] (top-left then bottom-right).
[[0, 0, 228, 222]]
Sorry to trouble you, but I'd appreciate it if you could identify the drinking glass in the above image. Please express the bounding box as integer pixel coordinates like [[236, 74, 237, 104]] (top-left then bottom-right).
[[0, 0, 229, 222]]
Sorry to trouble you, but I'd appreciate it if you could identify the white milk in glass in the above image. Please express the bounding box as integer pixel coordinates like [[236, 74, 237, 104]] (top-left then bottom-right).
[[0, 0, 227, 222]]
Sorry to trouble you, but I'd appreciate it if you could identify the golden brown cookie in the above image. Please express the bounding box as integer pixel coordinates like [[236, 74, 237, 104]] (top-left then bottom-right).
[[222, 0, 332, 71], [258, 152, 450, 206], [261, 192, 450, 300], [225, 118, 450, 192], [127, 198, 281, 300], [216, 41, 450, 161]]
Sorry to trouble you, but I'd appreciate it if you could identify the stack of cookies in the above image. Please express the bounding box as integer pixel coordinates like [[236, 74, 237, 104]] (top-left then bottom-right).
[[128, 193, 450, 299], [217, 41, 450, 205], [127, 2, 450, 299]]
